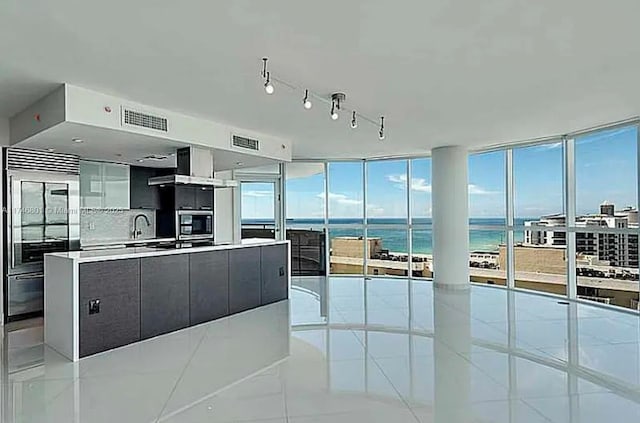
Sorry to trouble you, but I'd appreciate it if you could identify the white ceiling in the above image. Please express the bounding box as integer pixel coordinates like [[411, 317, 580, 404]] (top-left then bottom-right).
[[1, 1, 640, 159]]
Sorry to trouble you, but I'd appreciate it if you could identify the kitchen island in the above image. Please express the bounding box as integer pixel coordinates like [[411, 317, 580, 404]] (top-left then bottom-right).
[[44, 238, 289, 361]]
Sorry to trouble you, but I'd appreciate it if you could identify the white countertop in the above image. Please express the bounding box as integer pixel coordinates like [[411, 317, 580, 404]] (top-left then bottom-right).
[[47, 238, 288, 263]]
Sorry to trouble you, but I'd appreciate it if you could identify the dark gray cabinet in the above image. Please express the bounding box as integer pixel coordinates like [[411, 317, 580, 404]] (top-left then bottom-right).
[[174, 185, 213, 210], [76, 243, 288, 358], [175, 185, 197, 210], [160, 184, 214, 211], [140, 255, 190, 339], [130, 166, 160, 209], [261, 244, 289, 305], [189, 250, 229, 325], [78, 259, 140, 358], [229, 247, 262, 313], [195, 186, 214, 210]]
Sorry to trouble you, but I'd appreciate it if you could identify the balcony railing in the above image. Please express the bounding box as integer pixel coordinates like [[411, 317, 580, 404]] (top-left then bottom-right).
[[241, 226, 327, 277]]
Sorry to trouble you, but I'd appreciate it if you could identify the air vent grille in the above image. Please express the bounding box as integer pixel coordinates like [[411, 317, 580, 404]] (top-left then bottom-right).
[[7, 148, 79, 174], [123, 108, 168, 132], [232, 135, 260, 151], [142, 154, 170, 161]]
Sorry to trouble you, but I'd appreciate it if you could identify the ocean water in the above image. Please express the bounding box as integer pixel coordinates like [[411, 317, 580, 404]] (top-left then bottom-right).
[[244, 218, 531, 254]]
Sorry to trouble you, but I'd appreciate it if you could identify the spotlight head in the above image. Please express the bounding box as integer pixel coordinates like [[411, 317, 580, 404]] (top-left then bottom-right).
[[264, 71, 274, 94], [330, 101, 339, 120], [303, 89, 312, 109], [330, 93, 345, 121], [378, 116, 385, 140], [265, 83, 274, 94]]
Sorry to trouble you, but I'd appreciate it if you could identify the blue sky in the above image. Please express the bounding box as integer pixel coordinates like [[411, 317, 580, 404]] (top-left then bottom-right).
[[244, 126, 638, 220]]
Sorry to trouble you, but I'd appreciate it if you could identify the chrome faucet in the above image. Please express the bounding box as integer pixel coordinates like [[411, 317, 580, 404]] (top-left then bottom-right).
[[133, 214, 151, 239]]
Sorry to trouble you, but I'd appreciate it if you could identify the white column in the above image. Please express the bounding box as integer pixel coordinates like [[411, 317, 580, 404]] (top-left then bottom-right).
[[433, 289, 471, 423], [432, 146, 469, 289]]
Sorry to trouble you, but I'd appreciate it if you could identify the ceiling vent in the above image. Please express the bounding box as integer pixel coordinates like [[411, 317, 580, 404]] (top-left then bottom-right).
[[141, 154, 170, 161], [232, 134, 260, 151], [122, 107, 168, 132], [7, 148, 79, 174]]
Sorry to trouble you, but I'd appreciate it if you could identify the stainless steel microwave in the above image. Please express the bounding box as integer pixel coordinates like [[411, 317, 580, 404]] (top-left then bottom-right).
[[177, 210, 213, 241]]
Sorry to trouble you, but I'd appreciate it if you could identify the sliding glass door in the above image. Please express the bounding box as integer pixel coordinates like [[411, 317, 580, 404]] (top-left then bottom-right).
[[240, 181, 279, 239]]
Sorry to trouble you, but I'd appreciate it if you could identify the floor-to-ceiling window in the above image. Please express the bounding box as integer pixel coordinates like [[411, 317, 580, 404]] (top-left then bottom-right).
[[513, 141, 566, 295], [240, 181, 276, 238], [366, 159, 409, 277], [410, 158, 433, 278], [285, 162, 327, 276], [327, 161, 365, 275], [287, 159, 432, 279], [574, 125, 639, 310], [282, 119, 640, 313], [468, 151, 507, 286], [238, 164, 281, 239]]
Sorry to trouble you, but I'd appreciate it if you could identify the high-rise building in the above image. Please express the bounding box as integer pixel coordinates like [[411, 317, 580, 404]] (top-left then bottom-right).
[[524, 202, 639, 267]]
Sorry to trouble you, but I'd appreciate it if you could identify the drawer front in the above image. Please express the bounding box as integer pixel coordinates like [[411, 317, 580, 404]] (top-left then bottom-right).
[[8, 273, 44, 316]]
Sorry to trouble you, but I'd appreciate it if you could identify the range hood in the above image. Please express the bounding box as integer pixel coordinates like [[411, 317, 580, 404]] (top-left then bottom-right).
[[148, 146, 238, 187]]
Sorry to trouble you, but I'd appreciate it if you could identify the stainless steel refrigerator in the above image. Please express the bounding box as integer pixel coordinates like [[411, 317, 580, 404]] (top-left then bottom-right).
[[5, 149, 80, 321]]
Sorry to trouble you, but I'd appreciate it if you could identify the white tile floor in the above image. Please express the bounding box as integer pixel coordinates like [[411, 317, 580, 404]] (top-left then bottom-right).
[[2, 277, 640, 422]]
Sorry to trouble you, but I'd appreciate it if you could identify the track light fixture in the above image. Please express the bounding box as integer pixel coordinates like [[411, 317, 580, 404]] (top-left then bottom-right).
[[330, 93, 345, 121], [264, 72, 274, 94], [303, 89, 312, 109], [330, 102, 338, 120], [258, 58, 387, 139], [262, 58, 274, 94]]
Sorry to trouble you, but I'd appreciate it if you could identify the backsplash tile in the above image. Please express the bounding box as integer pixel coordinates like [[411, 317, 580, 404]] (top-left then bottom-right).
[[80, 209, 156, 244]]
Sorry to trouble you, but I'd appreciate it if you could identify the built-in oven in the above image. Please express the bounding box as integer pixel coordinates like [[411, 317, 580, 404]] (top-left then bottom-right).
[[177, 210, 213, 241], [4, 149, 80, 321]]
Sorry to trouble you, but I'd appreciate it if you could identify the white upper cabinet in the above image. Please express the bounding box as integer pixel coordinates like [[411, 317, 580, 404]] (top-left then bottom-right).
[[80, 161, 130, 209]]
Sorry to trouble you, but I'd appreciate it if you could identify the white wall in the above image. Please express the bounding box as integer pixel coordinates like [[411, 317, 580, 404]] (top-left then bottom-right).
[[9, 86, 65, 144], [0, 117, 9, 146]]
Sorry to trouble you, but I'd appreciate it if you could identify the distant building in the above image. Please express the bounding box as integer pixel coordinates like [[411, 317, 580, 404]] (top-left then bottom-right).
[[329, 235, 638, 309], [524, 202, 639, 267], [330, 236, 431, 277]]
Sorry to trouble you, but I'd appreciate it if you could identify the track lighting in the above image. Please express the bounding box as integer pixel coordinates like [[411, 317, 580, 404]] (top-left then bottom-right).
[[262, 58, 274, 94], [303, 89, 312, 109], [257, 57, 388, 137]]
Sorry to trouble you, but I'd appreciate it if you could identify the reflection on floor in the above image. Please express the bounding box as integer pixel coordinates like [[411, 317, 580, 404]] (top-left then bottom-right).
[[2, 277, 640, 422]]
